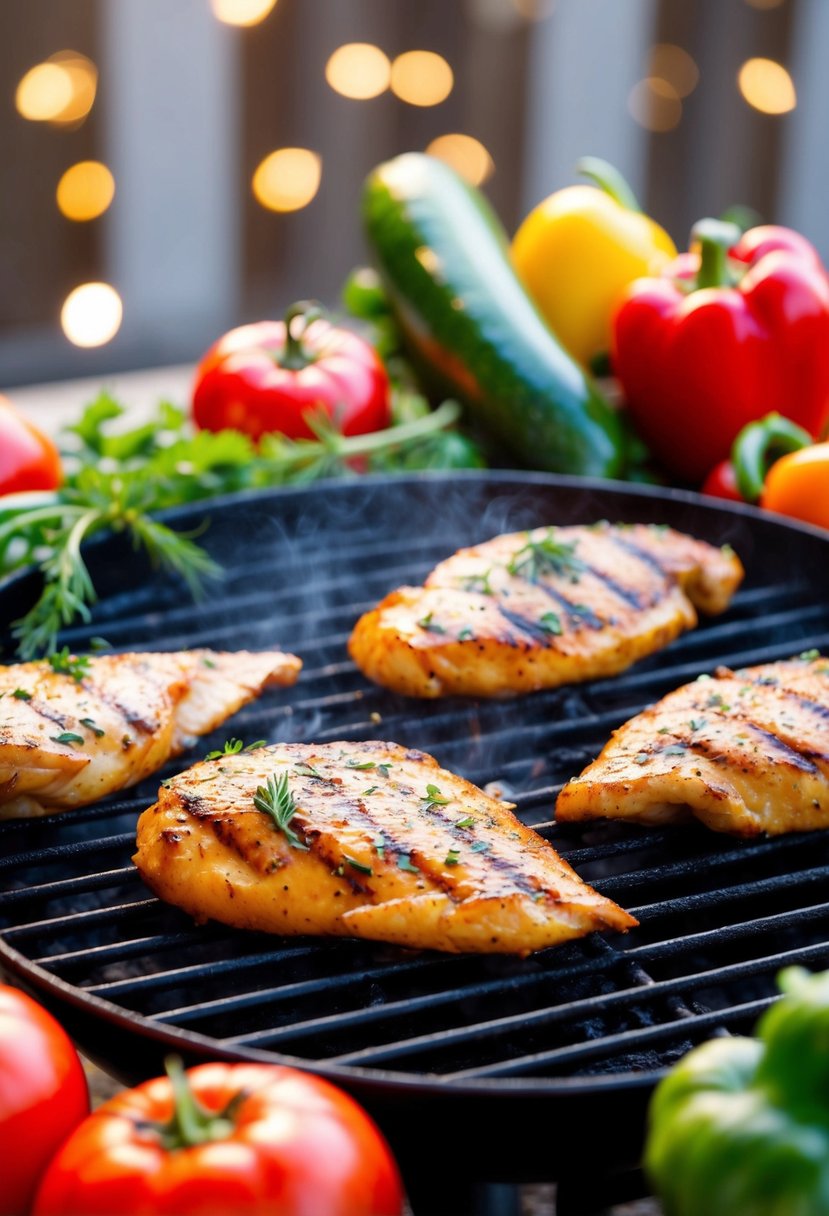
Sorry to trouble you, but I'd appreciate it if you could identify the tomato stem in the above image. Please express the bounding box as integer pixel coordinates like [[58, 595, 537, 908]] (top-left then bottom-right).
[[281, 300, 325, 370], [158, 1056, 237, 1151]]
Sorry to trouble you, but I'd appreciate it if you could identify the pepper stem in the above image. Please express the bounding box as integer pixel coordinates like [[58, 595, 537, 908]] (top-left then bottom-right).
[[576, 157, 641, 212], [732, 412, 812, 503], [692, 219, 742, 289], [281, 300, 325, 370], [157, 1056, 237, 1151]]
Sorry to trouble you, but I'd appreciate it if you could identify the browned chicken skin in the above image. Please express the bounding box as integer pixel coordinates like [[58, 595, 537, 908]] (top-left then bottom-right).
[[348, 523, 743, 698], [134, 741, 636, 955], [0, 648, 301, 818], [556, 654, 829, 837]]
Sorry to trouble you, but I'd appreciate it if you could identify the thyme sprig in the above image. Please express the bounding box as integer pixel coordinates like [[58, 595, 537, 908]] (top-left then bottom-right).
[[253, 771, 309, 851]]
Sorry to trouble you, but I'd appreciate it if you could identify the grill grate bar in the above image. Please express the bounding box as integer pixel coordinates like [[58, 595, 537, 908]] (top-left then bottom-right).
[[85, 946, 323, 997], [444, 995, 777, 1081], [0, 867, 137, 905], [5, 897, 161, 942], [321, 935, 829, 1070], [627, 863, 829, 919]]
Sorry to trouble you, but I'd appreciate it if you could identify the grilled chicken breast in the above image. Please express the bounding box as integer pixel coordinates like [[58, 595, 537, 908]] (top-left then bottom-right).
[[0, 648, 301, 819], [134, 741, 636, 955], [556, 654, 829, 837], [348, 523, 743, 698]]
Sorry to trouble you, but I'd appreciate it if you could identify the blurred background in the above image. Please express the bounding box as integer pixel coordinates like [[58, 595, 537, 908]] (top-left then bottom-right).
[[1, 0, 822, 388]]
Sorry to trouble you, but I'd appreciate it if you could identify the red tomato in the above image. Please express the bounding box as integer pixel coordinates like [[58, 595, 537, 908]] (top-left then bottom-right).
[[192, 302, 391, 443], [0, 985, 89, 1216], [700, 460, 745, 502], [0, 398, 62, 495], [34, 1059, 404, 1216]]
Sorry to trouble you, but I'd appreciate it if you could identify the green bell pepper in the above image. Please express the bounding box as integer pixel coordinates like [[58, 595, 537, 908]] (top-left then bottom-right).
[[646, 968, 829, 1216]]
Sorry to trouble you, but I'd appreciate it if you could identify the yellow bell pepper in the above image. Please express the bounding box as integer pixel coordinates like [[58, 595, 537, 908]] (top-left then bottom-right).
[[511, 158, 676, 368]]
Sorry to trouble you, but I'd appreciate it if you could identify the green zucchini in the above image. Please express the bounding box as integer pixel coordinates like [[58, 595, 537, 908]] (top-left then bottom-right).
[[362, 153, 625, 477]]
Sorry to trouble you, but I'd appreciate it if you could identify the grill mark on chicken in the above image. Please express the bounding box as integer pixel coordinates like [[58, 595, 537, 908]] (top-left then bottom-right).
[[496, 606, 560, 647], [606, 534, 673, 582], [534, 584, 606, 630], [568, 560, 647, 610]]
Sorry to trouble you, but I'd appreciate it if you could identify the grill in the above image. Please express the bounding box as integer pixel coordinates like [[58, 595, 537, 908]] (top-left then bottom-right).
[[2, 472, 829, 1211]]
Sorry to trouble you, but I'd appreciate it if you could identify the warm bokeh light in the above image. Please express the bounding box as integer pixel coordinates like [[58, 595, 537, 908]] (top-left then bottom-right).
[[211, 0, 277, 26], [325, 43, 390, 100], [16, 53, 97, 125], [61, 283, 123, 348], [252, 147, 321, 212], [649, 43, 699, 98], [56, 161, 115, 222], [511, 0, 556, 19], [390, 51, 454, 107], [426, 134, 494, 186], [628, 77, 683, 132], [738, 57, 796, 114]]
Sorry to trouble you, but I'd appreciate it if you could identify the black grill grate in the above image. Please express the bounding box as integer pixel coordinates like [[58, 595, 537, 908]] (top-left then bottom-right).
[[2, 472, 829, 1187]]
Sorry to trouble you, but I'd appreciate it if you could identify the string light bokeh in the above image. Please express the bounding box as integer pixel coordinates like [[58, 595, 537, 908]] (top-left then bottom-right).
[[0, 0, 810, 369]]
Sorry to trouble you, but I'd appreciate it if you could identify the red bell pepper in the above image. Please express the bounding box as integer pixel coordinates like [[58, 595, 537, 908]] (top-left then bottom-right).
[[612, 220, 829, 484]]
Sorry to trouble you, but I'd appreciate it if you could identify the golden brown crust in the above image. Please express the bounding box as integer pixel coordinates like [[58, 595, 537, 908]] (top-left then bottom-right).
[[134, 740, 636, 955], [348, 523, 743, 698], [556, 655, 829, 837]]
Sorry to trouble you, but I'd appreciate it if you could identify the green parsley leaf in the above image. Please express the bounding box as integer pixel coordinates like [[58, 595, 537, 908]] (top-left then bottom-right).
[[397, 853, 419, 873], [51, 731, 84, 746], [454, 815, 475, 828], [12, 688, 32, 701], [344, 855, 373, 875], [416, 611, 446, 634], [47, 648, 90, 683], [539, 611, 562, 636], [421, 784, 450, 807]]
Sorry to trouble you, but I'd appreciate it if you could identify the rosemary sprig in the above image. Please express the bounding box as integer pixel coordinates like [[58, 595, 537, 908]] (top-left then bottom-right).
[[507, 529, 584, 582], [205, 738, 267, 761], [3, 392, 482, 658], [253, 772, 309, 851]]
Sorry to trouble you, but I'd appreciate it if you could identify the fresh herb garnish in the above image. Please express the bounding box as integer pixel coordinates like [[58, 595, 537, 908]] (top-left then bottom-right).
[[800, 649, 821, 661], [51, 731, 84, 746], [3, 393, 478, 658], [539, 611, 563, 636], [397, 853, 419, 873], [376, 763, 392, 779], [706, 693, 731, 710], [461, 568, 495, 596], [444, 848, 461, 866], [663, 745, 687, 756], [470, 840, 490, 853], [374, 833, 386, 858], [457, 627, 474, 642], [12, 688, 32, 701], [634, 753, 651, 765], [455, 814, 475, 828], [363, 786, 379, 796], [205, 738, 266, 760], [416, 611, 446, 634], [346, 759, 376, 771], [507, 530, 584, 582], [344, 855, 373, 875], [422, 784, 450, 808], [293, 761, 324, 779], [253, 772, 309, 851], [47, 648, 90, 683], [688, 719, 707, 732], [80, 717, 105, 737]]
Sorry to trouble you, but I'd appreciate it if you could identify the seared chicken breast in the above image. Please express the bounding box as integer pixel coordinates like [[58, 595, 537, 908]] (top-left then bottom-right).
[[0, 648, 301, 818], [348, 523, 743, 698], [134, 741, 635, 955], [556, 654, 829, 837]]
